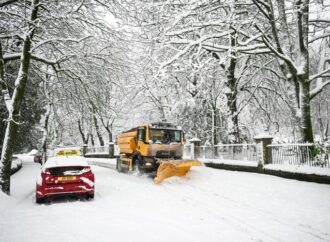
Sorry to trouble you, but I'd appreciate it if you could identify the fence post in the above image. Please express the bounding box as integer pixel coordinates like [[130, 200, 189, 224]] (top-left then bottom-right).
[[254, 133, 273, 170], [109, 142, 114, 158], [190, 138, 201, 159], [82, 144, 88, 157], [243, 143, 248, 161]]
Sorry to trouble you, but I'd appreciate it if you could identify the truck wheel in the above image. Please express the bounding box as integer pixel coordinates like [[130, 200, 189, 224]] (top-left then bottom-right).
[[135, 157, 145, 174], [116, 158, 124, 172]]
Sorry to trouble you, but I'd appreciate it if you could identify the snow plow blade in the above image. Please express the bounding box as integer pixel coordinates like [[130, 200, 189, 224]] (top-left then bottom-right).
[[154, 160, 202, 184]]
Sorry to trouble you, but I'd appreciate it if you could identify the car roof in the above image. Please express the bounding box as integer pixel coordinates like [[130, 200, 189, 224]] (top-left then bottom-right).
[[43, 156, 89, 169]]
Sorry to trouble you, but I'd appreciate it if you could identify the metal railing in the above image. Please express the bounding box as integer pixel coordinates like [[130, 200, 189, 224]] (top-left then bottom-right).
[[268, 144, 330, 168], [86, 146, 109, 154], [199, 144, 258, 161]]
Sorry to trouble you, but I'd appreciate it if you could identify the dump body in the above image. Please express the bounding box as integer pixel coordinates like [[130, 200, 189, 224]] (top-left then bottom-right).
[[117, 130, 137, 154], [116, 123, 201, 183]]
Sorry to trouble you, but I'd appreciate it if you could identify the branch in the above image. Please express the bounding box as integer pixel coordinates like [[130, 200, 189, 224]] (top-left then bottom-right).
[[3, 53, 74, 66], [243, 84, 291, 109], [296, 0, 308, 53], [309, 32, 330, 43], [309, 19, 330, 23], [309, 67, 330, 82], [252, 0, 271, 20], [310, 80, 330, 100], [31, 35, 92, 51], [0, 0, 19, 7]]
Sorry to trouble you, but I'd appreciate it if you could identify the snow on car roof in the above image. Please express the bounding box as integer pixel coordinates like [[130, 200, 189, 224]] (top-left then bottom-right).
[[43, 156, 89, 169]]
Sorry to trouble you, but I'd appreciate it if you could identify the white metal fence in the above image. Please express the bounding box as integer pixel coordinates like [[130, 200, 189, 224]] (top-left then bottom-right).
[[183, 143, 258, 161], [199, 144, 258, 161], [268, 143, 330, 168], [85, 145, 119, 156], [84, 142, 329, 169], [86, 146, 109, 155]]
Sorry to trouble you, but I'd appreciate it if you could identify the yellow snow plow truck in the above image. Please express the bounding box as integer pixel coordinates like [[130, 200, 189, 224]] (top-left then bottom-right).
[[116, 122, 201, 183]]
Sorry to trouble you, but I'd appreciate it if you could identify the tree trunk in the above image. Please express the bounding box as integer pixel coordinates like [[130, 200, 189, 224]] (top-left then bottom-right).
[[78, 119, 89, 145], [0, 0, 39, 194], [299, 79, 314, 143], [93, 116, 104, 146], [0, 118, 20, 194], [41, 103, 52, 163], [105, 126, 113, 143], [224, 30, 240, 144], [89, 133, 95, 146]]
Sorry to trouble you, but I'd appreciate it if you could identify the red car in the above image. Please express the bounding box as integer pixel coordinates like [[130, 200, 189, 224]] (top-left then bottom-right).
[[36, 156, 95, 203]]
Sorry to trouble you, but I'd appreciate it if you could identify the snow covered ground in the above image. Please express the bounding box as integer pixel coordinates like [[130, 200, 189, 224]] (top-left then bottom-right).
[[1, 158, 330, 242]]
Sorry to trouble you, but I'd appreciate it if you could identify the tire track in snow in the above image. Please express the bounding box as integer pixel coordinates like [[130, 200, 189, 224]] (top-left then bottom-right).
[[181, 180, 330, 242], [161, 180, 329, 242], [160, 182, 285, 242]]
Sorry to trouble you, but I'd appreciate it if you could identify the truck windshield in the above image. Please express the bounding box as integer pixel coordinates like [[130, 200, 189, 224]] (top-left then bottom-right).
[[149, 129, 181, 144]]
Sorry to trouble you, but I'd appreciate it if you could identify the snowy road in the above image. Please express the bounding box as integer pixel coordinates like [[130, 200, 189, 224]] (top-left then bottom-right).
[[1, 160, 330, 242]]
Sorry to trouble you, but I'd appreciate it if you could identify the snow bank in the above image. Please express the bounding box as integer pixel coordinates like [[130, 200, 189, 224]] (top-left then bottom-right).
[[14, 154, 34, 163], [11, 158, 22, 170], [27, 149, 38, 156], [84, 157, 117, 169], [265, 164, 330, 176], [200, 158, 258, 167]]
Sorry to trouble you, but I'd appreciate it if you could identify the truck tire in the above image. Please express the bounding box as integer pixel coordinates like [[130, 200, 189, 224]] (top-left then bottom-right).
[[116, 158, 124, 172], [135, 156, 145, 174]]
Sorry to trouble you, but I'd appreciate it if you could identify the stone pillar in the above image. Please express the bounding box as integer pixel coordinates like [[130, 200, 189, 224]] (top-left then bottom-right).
[[254, 132, 273, 169], [82, 144, 88, 157], [109, 142, 114, 158], [190, 138, 201, 159]]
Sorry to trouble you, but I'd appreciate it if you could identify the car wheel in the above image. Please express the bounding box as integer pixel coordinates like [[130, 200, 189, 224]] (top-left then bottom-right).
[[36, 197, 45, 204], [87, 193, 94, 200]]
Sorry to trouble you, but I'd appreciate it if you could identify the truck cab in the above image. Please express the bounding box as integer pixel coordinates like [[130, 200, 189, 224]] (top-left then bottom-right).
[[117, 122, 185, 172]]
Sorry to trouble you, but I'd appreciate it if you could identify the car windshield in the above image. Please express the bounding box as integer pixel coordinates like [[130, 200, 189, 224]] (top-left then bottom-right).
[[149, 129, 181, 144]]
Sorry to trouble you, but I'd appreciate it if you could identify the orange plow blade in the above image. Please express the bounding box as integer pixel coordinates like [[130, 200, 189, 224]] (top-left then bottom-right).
[[154, 160, 202, 184]]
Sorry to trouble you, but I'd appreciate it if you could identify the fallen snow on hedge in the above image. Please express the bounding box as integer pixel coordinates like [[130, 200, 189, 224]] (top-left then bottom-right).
[[265, 164, 330, 176], [200, 158, 258, 167]]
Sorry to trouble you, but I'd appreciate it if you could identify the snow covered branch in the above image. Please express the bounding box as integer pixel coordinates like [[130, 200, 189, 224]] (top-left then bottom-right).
[[309, 67, 330, 82], [310, 80, 330, 100], [0, 0, 19, 7], [309, 32, 330, 44], [31, 36, 93, 51], [309, 19, 330, 24], [3, 53, 77, 66]]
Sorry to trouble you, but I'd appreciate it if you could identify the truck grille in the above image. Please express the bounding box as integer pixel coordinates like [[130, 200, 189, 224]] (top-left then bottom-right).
[[156, 151, 176, 158]]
